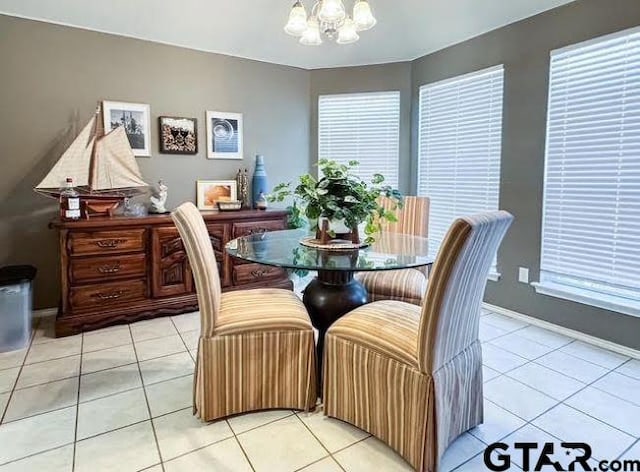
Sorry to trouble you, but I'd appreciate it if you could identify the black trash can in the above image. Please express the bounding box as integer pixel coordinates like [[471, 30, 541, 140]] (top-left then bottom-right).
[[0, 265, 37, 353]]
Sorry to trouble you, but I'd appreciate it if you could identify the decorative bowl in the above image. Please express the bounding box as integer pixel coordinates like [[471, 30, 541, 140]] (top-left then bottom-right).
[[217, 200, 242, 211]]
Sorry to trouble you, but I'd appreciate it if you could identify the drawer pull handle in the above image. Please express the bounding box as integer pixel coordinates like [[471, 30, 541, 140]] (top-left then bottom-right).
[[97, 263, 121, 274], [93, 290, 127, 300], [250, 269, 270, 278], [248, 227, 268, 235], [95, 239, 125, 248]]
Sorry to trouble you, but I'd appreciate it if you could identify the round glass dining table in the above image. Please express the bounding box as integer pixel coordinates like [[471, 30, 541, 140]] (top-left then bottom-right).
[[226, 229, 434, 370]]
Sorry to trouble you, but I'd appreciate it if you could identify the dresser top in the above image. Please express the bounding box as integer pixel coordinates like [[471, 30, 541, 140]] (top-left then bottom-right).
[[51, 209, 288, 229]]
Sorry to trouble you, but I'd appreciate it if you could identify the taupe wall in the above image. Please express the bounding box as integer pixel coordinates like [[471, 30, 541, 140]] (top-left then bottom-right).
[[411, 0, 640, 349], [310, 63, 413, 194], [0, 15, 311, 309]]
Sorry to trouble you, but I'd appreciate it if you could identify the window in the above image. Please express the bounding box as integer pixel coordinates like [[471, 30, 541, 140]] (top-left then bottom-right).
[[318, 91, 400, 187], [417, 65, 504, 278], [535, 27, 640, 317]]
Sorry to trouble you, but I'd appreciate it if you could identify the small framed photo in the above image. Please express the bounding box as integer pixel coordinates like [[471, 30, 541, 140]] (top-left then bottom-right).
[[206, 111, 243, 159], [103, 100, 151, 156], [159, 116, 197, 155], [196, 180, 238, 210]]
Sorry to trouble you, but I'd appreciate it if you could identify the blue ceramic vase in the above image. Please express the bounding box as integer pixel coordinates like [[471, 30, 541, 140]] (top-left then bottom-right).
[[252, 155, 268, 209]]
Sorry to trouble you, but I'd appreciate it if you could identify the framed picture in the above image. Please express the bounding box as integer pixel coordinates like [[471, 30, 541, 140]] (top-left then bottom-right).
[[103, 100, 151, 156], [196, 180, 238, 210], [206, 111, 243, 159], [159, 116, 197, 155]]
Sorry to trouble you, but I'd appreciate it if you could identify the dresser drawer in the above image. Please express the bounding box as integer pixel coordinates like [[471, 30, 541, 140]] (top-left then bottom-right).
[[232, 263, 286, 285], [70, 280, 147, 311], [70, 254, 146, 283], [232, 220, 285, 238], [68, 229, 146, 256]]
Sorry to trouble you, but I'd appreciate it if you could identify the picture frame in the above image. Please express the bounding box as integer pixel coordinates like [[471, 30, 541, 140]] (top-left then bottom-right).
[[102, 100, 151, 157], [196, 180, 238, 210], [206, 111, 243, 159], [158, 116, 198, 155]]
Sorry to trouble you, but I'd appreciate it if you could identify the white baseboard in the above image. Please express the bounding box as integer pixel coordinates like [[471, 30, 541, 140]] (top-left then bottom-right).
[[33, 307, 57, 319], [483, 302, 640, 360]]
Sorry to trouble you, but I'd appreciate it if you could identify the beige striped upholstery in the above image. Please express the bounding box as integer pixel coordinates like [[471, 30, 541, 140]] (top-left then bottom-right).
[[355, 196, 430, 305], [355, 269, 427, 305], [378, 196, 430, 237], [172, 202, 317, 422], [216, 289, 312, 335], [324, 211, 513, 472], [327, 300, 421, 368]]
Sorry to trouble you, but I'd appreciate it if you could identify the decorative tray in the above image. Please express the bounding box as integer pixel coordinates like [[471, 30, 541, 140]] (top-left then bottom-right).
[[299, 237, 369, 251], [217, 200, 243, 211]]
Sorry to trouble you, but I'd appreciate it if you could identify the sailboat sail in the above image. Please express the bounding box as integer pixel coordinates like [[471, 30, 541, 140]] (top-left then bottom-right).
[[91, 126, 147, 191], [35, 116, 96, 190], [35, 105, 148, 196]]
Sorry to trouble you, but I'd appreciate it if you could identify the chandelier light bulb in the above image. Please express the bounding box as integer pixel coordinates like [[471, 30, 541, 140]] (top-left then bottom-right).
[[336, 16, 359, 44], [353, 0, 377, 31], [284, 1, 309, 37], [299, 17, 323, 46], [288, 0, 376, 45], [318, 0, 346, 23]]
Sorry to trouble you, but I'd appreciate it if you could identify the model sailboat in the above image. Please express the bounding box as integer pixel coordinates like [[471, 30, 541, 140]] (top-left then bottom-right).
[[35, 105, 148, 218]]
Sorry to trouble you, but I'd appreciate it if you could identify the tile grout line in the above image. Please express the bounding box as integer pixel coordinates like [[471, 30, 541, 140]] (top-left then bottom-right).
[[0, 442, 76, 468], [231, 432, 257, 472], [0, 317, 38, 425], [229, 411, 296, 436], [477, 312, 639, 460], [616, 438, 640, 461], [168, 317, 197, 366], [293, 410, 348, 472], [71, 332, 85, 472], [611, 358, 640, 382], [496, 355, 632, 458], [0, 368, 197, 427], [328, 433, 371, 456], [484, 313, 633, 371], [156, 428, 236, 467], [128, 324, 166, 472]]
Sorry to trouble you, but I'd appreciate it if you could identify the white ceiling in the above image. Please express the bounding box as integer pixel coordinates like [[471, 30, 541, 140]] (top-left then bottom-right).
[[0, 0, 576, 69]]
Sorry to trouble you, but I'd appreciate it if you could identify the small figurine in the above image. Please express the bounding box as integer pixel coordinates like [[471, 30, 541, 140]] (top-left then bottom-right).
[[149, 179, 169, 214]]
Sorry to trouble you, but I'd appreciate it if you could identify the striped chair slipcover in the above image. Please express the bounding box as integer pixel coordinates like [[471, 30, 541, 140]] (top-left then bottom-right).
[[324, 211, 513, 471], [355, 196, 430, 305], [172, 202, 317, 421]]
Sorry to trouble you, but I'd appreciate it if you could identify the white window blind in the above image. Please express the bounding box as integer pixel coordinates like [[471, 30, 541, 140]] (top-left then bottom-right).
[[536, 27, 640, 316], [417, 65, 504, 275], [318, 91, 400, 187]]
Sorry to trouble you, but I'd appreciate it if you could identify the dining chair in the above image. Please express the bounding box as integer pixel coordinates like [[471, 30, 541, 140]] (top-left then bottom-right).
[[171, 202, 317, 421], [355, 196, 430, 305], [323, 211, 513, 472]]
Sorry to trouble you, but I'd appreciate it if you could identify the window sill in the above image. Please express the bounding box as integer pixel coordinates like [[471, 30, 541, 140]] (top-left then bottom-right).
[[532, 281, 640, 318], [488, 272, 501, 282]]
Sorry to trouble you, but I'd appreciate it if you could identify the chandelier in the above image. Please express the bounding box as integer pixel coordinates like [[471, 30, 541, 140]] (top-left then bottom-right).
[[284, 0, 377, 46]]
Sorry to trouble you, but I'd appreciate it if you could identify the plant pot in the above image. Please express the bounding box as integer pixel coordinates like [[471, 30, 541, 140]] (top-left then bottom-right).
[[318, 216, 351, 235], [316, 216, 361, 244]]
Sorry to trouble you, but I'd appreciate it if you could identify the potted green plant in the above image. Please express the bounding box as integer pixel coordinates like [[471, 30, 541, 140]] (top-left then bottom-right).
[[268, 159, 403, 243]]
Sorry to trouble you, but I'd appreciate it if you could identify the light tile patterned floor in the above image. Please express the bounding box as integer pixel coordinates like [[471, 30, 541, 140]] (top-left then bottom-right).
[[0, 308, 639, 471]]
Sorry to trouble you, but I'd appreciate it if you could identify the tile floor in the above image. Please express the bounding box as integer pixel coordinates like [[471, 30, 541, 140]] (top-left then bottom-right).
[[0, 308, 639, 471]]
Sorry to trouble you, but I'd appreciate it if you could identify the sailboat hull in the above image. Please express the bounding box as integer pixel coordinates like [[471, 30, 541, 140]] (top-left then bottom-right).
[[81, 197, 123, 219], [37, 187, 144, 219]]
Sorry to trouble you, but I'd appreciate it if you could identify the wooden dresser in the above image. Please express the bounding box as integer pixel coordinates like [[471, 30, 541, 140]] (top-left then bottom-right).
[[52, 210, 291, 336]]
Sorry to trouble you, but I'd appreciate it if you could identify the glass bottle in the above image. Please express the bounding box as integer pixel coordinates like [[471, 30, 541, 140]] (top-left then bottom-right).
[[60, 177, 81, 220]]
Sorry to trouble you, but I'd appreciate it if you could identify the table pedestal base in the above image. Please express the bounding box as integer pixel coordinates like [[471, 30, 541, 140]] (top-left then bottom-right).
[[302, 270, 368, 392]]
